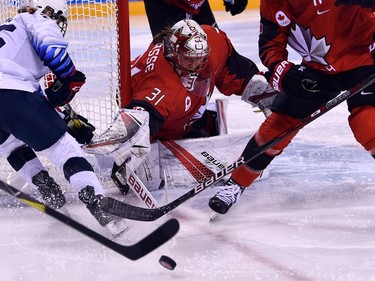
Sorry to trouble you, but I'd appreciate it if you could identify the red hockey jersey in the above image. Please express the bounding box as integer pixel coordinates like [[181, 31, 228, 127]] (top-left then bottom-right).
[[163, 0, 206, 14], [259, 0, 375, 73], [129, 25, 258, 140]]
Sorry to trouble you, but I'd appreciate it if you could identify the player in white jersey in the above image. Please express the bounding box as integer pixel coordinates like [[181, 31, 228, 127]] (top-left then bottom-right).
[[0, 0, 127, 236]]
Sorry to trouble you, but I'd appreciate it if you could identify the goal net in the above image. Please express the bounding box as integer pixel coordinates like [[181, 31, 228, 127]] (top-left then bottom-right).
[[0, 0, 130, 190]]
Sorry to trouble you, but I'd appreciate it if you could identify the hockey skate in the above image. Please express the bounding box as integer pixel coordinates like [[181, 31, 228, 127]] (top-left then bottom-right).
[[78, 186, 128, 236], [208, 179, 244, 215], [32, 170, 66, 209]]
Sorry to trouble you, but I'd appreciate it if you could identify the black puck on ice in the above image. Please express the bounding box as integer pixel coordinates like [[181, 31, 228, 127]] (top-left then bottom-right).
[[159, 255, 176, 270]]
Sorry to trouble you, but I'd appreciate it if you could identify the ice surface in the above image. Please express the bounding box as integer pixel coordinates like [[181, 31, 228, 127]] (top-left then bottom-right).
[[1, 10, 375, 281]]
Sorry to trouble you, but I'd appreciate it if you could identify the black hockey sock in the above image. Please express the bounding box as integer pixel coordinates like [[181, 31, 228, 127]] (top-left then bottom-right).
[[7, 145, 37, 171], [241, 137, 275, 171]]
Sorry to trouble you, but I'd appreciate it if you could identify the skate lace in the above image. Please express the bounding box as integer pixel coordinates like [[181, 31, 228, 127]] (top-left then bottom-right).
[[214, 184, 243, 205]]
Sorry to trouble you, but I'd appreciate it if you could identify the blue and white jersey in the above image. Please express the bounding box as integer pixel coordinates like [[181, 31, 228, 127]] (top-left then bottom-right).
[[0, 12, 73, 93]]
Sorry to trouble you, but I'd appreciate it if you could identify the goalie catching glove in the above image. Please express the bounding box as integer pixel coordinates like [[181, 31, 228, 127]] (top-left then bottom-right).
[[45, 70, 86, 107]]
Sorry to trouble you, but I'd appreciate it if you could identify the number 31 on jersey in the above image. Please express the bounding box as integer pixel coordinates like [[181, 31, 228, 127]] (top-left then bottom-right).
[[145, 88, 165, 106]]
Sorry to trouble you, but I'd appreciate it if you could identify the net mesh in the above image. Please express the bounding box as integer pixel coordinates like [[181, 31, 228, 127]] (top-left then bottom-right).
[[0, 0, 123, 190]]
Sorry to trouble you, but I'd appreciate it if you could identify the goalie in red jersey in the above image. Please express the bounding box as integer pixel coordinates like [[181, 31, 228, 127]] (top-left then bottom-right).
[[116, 19, 277, 196], [126, 19, 275, 141], [206, 1, 375, 215]]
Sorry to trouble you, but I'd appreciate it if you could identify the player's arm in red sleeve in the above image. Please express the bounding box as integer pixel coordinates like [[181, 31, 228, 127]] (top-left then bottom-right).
[[204, 26, 260, 95], [259, 2, 309, 94], [258, 2, 290, 71]]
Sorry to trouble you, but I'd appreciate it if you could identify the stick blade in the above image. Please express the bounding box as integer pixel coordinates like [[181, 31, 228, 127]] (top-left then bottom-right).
[[125, 218, 180, 260], [100, 197, 164, 221]]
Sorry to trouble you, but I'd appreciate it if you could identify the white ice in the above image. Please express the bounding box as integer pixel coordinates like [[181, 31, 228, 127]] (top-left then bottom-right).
[[1, 10, 375, 281]]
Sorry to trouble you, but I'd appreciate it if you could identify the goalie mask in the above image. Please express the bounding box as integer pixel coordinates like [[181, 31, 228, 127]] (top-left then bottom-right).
[[19, 0, 68, 36], [164, 19, 210, 91]]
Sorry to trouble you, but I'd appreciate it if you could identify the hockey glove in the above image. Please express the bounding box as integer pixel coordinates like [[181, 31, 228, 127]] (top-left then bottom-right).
[[266, 61, 321, 98], [223, 0, 248, 15], [63, 111, 96, 144], [242, 74, 278, 117], [45, 70, 86, 107], [335, 0, 375, 7]]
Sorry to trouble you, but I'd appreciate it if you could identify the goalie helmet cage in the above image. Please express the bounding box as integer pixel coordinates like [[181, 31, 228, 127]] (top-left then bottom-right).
[[0, 0, 131, 186]]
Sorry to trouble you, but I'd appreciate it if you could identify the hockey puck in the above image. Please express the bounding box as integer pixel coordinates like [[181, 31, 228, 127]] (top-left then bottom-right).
[[159, 255, 176, 270]]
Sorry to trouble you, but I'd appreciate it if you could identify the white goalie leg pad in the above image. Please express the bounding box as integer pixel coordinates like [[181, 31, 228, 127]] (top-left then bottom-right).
[[83, 109, 151, 172], [215, 99, 229, 135], [126, 164, 158, 208], [143, 132, 271, 189], [134, 141, 161, 183]]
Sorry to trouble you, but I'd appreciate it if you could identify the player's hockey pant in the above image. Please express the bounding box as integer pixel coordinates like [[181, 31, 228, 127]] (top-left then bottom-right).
[[348, 105, 375, 157]]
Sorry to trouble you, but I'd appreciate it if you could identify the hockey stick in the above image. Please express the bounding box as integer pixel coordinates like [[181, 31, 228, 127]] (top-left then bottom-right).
[[113, 161, 159, 208], [100, 73, 375, 221], [0, 180, 179, 260], [62, 104, 83, 129]]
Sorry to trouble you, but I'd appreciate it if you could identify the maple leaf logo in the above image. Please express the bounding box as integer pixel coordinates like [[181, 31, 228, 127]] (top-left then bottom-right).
[[275, 11, 290, 27], [277, 14, 285, 21], [288, 25, 331, 65]]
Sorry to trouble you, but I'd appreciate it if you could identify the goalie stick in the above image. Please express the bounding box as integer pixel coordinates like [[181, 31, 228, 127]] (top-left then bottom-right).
[[99, 73, 375, 221], [0, 180, 179, 260]]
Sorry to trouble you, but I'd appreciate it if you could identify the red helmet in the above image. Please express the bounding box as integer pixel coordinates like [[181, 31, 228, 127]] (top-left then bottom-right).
[[165, 19, 210, 75]]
